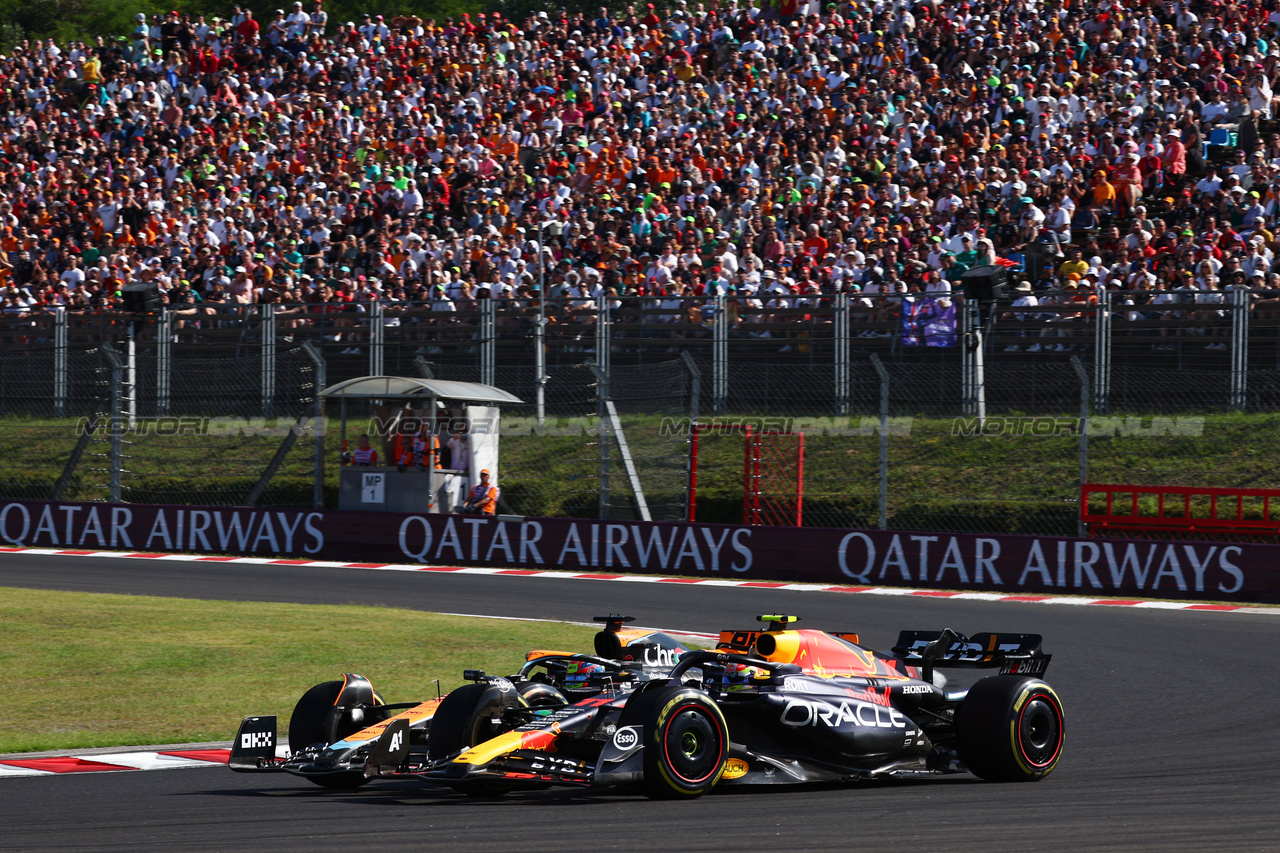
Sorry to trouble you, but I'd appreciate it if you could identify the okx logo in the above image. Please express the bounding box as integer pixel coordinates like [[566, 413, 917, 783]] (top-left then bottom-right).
[[241, 731, 274, 749]]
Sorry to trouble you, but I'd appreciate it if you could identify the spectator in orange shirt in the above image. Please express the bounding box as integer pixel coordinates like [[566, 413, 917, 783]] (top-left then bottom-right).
[[464, 469, 498, 515], [1090, 170, 1117, 214]]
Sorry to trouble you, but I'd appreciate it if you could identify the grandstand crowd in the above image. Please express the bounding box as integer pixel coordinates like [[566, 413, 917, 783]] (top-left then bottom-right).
[[2, 0, 1280, 341]]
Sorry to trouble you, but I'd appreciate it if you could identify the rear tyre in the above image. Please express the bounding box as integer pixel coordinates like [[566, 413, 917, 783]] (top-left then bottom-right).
[[624, 686, 729, 799], [957, 676, 1065, 782]]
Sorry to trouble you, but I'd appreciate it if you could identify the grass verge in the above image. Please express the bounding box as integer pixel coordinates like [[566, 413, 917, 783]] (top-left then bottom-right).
[[0, 587, 595, 754]]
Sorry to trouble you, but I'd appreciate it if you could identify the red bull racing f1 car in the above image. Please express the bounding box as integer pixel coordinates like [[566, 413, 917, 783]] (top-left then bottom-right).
[[231, 615, 1064, 798]]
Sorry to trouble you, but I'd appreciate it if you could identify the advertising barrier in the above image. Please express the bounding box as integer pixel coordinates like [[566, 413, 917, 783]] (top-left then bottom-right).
[[1, 500, 1277, 603]]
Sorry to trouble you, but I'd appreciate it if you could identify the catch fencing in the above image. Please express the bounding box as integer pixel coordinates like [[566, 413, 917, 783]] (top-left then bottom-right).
[[1, 292, 1279, 537]]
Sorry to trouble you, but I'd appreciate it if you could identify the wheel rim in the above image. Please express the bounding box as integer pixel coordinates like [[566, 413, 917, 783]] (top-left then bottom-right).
[[1017, 695, 1063, 768], [662, 705, 723, 784]]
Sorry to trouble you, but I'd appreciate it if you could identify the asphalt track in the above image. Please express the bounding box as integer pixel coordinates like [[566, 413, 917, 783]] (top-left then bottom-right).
[[1, 551, 1278, 852]]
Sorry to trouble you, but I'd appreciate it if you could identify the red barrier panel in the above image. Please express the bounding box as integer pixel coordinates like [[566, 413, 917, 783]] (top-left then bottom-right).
[[2, 500, 1279, 603], [1082, 483, 1280, 542]]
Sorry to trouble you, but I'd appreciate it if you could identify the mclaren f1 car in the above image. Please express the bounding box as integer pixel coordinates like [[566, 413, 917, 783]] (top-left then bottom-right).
[[228, 616, 691, 788], [381, 615, 1064, 798]]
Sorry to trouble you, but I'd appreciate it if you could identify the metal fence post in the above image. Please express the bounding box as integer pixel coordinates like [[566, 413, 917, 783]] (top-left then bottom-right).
[[1093, 288, 1112, 414], [102, 343, 125, 504], [595, 294, 610, 376], [479, 299, 495, 387], [713, 293, 728, 413], [1070, 356, 1091, 537], [53, 309, 67, 418], [680, 351, 701, 523], [534, 316, 547, 427], [369, 300, 385, 378], [835, 293, 849, 415], [1231, 286, 1249, 411], [261, 303, 276, 419], [156, 307, 172, 417], [301, 342, 327, 510], [869, 353, 890, 530], [960, 297, 983, 420], [124, 323, 137, 429]]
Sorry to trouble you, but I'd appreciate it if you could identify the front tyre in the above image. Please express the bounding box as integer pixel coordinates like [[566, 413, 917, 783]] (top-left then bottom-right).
[[289, 680, 385, 790], [288, 679, 387, 753], [288, 681, 345, 754], [957, 676, 1065, 782], [427, 681, 523, 762], [625, 686, 729, 799]]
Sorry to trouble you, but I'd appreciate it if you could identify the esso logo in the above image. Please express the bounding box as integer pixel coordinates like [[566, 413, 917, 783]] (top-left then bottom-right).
[[612, 726, 640, 750]]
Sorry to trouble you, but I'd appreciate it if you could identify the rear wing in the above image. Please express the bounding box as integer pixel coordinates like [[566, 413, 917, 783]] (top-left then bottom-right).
[[892, 629, 1051, 682]]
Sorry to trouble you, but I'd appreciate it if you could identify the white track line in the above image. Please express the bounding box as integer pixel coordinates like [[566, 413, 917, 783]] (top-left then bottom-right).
[[1, 547, 1274, 615]]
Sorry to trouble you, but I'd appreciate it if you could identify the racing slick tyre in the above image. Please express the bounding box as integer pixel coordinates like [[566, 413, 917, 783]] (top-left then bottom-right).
[[288, 680, 388, 753], [428, 681, 526, 798], [426, 681, 523, 761], [623, 685, 729, 799], [956, 676, 1065, 782], [288, 680, 386, 789]]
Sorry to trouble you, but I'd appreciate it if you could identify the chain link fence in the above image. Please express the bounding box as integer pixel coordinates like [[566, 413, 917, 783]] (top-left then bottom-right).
[[0, 345, 105, 502], [0, 341, 320, 508], [882, 360, 1083, 537], [3, 296, 1280, 539], [117, 347, 319, 507]]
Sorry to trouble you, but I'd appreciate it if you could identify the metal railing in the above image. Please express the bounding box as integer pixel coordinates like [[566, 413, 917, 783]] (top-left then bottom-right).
[[0, 289, 1273, 418]]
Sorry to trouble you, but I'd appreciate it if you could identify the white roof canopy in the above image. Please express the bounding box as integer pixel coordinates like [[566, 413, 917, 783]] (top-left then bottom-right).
[[320, 376, 523, 404]]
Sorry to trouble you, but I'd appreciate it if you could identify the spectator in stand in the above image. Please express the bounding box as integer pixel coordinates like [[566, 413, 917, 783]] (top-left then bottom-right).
[[0, 0, 1270, 357]]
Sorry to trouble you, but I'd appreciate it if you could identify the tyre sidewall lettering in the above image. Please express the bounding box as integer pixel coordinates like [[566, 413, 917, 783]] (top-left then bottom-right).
[[652, 693, 728, 794], [1010, 683, 1063, 777]]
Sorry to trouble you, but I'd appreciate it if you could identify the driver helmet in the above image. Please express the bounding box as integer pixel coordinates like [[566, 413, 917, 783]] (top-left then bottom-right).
[[715, 662, 765, 693]]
